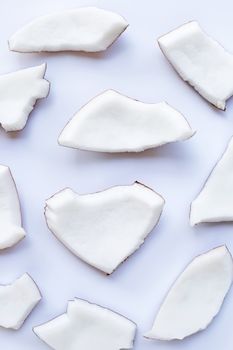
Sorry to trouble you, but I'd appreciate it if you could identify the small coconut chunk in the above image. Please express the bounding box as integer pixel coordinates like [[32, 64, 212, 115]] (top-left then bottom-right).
[[145, 246, 233, 340], [0, 64, 49, 131], [45, 182, 164, 274], [0, 273, 41, 330], [58, 90, 194, 153], [158, 21, 233, 109], [34, 298, 136, 350], [190, 136, 233, 225], [9, 7, 128, 53], [0, 165, 26, 249]]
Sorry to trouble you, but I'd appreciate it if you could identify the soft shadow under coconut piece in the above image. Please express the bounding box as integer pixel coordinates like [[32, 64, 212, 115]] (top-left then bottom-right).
[[34, 298, 136, 350], [190, 136, 233, 225], [0, 165, 26, 248], [145, 246, 233, 340], [0, 63, 49, 131], [9, 7, 128, 53], [158, 21, 233, 110], [45, 182, 164, 274], [0, 273, 41, 330], [58, 90, 194, 152]]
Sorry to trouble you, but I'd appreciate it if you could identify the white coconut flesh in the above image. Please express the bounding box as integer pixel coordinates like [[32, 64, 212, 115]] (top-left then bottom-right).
[[190, 136, 233, 225], [0, 273, 41, 330], [8, 7, 128, 53], [158, 21, 233, 110], [45, 182, 164, 274], [58, 90, 194, 153], [0, 165, 26, 249], [0, 63, 49, 131], [34, 298, 136, 350], [145, 246, 233, 341]]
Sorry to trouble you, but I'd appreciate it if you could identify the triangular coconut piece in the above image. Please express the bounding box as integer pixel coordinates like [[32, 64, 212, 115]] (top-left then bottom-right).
[[0, 63, 49, 131], [145, 246, 233, 341], [45, 182, 164, 274], [58, 90, 194, 153], [190, 137, 233, 225], [34, 298, 136, 350], [158, 21, 233, 110], [0, 273, 41, 330], [0, 165, 26, 249], [9, 7, 128, 53]]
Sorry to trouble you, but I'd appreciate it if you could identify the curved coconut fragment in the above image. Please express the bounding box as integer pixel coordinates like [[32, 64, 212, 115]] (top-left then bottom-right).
[[145, 246, 233, 341], [158, 21, 233, 110], [0, 63, 49, 131], [0, 165, 26, 249], [190, 137, 233, 226], [45, 182, 164, 274], [0, 273, 41, 330], [34, 298, 136, 350], [9, 7, 128, 53], [58, 90, 194, 153]]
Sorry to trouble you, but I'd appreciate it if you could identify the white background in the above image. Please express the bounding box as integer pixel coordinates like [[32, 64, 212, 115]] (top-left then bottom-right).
[[0, 0, 233, 348]]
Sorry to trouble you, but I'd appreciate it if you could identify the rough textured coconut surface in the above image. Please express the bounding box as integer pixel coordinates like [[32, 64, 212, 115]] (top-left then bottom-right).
[[145, 246, 233, 340], [190, 136, 233, 225], [34, 298, 136, 350], [0, 63, 49, 131], [45, 182, 164, 274], [58, 89, 194, 152], [0, 273, 41, 330], [9, 7, 128, 53], [0, 165, 26, 249], [158, 21, 233, 110]]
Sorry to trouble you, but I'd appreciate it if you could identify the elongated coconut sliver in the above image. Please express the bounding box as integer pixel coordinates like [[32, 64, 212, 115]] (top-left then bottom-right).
[[34, 298, 136, 350], [145, 246, 233, 341], [0, 273, 41, 330], [158, 21, 233, 110], [58, 90, 194, 153], [45, 182, 164, 274], [0, 165, 26, 249], [190, 136, 233, 225], [9, 7, 128, 53], [0, 64, 49, 131]]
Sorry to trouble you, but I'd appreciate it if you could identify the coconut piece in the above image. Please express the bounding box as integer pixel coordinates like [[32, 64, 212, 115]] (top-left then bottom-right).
[[45, 182, 164, 274], [0, 273, 41, 330], [58, 90, 194, 153], [0, 165, 26, 249], [158, 21, 233, 110], [0, 64, 49, 132], [145, 246, 233, 341], [34, 298, 136, 350], [9, 7, 128, 53], [190, 136, 233, 225]]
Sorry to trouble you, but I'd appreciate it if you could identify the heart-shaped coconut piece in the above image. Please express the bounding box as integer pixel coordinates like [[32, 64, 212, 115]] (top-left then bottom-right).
[[45, 182, 164, 274]]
